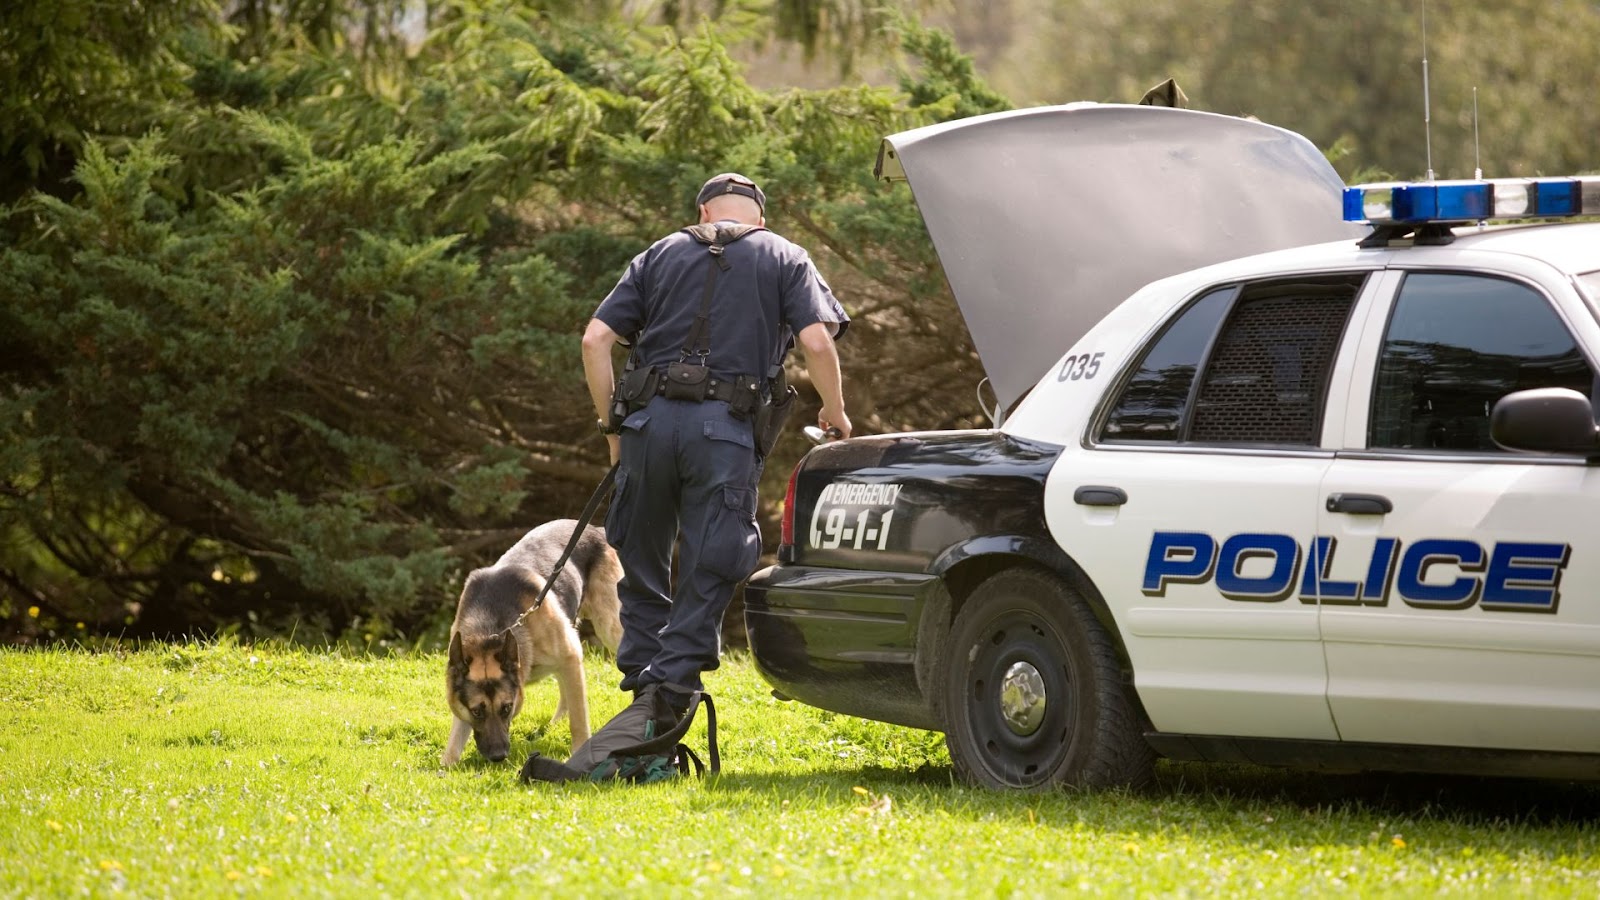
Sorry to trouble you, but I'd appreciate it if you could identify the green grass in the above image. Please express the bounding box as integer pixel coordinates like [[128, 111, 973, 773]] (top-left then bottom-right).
[[3, 643, 1599, 897]]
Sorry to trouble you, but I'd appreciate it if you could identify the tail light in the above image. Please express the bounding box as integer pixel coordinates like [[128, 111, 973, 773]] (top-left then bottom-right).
[[778, 458, 801, 559]]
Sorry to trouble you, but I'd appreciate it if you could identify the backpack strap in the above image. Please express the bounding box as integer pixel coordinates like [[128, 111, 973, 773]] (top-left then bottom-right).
[[635, 692, 717, 775], [595, 690, 717, 768]]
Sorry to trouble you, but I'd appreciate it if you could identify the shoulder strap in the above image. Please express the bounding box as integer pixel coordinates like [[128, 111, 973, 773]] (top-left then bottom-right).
[[677, 224, 764, 361], [682, 223, 762, 246]]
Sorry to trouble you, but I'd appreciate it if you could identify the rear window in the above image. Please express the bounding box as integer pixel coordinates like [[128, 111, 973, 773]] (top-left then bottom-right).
[[1100, 288, 1232, 440], [1101, 275, 1364, 446]]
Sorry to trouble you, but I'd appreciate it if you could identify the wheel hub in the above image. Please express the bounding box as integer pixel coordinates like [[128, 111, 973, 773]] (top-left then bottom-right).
[[998, 660, 1047, 736]]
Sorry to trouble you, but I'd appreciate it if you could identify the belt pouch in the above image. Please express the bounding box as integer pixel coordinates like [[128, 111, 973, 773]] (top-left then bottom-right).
[[754, 384, 798, 456], [663, 361, 710, 401], [728, 375, 761, 419], [618, 366, 661, 414]]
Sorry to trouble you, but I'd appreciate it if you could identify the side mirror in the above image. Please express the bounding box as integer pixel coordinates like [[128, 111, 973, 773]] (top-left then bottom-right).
[[1489, 388, 1600, 454]]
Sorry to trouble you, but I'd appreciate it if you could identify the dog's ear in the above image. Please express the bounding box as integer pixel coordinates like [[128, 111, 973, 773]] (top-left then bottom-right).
[[448, 631, 466, 673], [495, 632, 519, 672]]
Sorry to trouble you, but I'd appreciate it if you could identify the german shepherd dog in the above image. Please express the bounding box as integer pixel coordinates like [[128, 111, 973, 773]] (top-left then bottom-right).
[[443, 519, 623, 766]]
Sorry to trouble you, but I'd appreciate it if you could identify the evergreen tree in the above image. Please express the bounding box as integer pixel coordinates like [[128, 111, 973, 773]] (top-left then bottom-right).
[[1, 4, 992, 643]]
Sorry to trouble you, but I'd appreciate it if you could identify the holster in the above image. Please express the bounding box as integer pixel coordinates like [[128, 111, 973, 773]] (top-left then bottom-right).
[[754, 384, 798, 457]]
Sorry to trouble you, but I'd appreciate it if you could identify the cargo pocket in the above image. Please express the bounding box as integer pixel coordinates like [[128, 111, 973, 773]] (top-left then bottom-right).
[[604, 467, 632, 549], [700, 484, 760, 581]]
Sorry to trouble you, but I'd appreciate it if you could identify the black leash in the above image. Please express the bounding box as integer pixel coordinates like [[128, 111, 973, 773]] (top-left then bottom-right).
[[498, 463, 619, 638]]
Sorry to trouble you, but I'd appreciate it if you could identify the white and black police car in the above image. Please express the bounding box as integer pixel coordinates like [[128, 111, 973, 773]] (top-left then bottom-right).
[[743, 103, 1600, 790]]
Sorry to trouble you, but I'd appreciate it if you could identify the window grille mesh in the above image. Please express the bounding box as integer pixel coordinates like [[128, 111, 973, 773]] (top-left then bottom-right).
[[1188, 295, 1352, 444]]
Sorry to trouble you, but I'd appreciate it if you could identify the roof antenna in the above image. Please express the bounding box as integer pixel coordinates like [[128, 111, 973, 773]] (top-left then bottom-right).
[[1421, 0, 1436, 180], [1472, 86, 1482, 180]]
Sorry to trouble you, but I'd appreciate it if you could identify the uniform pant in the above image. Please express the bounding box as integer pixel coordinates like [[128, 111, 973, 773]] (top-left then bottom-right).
[[605, 395, 762, 693]]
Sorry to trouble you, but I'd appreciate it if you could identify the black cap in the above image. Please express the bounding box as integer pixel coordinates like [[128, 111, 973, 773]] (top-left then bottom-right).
[[696, 172, 765, 212]]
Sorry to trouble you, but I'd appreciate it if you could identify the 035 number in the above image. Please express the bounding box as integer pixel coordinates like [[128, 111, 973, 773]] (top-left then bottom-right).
[[1057, 351, 1104, 382]]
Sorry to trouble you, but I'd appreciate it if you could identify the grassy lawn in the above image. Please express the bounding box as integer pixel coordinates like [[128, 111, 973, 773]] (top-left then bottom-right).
[[3, 642, 1598, 897]]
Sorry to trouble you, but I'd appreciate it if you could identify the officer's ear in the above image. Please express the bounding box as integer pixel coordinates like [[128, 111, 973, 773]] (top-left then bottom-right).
[[698, 203, 713, 224], [758, 213, 766, 228]]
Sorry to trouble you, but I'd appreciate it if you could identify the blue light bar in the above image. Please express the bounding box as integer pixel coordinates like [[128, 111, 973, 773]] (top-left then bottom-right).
[[1532, 178, 1578, 216], [1343, 175, 1600, 226]]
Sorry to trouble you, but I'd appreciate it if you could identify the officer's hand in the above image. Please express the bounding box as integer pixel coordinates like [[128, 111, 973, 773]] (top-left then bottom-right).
[[607, 434, 620, 465], [819, 407, 851, 441]]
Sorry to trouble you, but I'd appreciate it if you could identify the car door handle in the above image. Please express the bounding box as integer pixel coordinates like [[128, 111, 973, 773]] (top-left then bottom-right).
[[1074, 485, 1127, 507], [1326, 492, 1393, 515]]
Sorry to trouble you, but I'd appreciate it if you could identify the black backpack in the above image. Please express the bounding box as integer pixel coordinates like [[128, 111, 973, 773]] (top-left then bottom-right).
[[519, 685, 718, 784]]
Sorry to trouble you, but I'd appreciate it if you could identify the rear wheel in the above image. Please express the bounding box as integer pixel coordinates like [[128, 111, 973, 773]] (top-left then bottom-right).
[[942, 567, 1152, 790]]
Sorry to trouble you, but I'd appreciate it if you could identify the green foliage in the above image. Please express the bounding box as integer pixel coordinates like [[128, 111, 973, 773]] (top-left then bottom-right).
[[0, 122, 588, 639], [0, 0, 226, 197], [890, 13, 1010, 122], [4, 644, 1600, 896], [648, 0, 939, 72], [1, 2, 996, 640], [978, 0, 1600, 180]]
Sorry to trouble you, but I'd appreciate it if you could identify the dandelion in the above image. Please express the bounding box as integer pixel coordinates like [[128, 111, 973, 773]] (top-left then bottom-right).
[[706, 860, 724, 874], [46, 820, 62, 832], [98, 860, 121, 871], [284, 813, 298, 824], [27, 607, 39, 618], [226, 870, 243, 881], [256, 866, 273, 877], [1392, 836, 1407, 849]]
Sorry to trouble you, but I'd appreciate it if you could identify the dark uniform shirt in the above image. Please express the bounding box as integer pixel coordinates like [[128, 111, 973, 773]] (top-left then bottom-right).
[[594, 223, 848, 380]]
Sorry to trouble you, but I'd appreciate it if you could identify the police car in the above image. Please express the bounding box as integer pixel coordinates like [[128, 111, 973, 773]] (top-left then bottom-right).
[[743, 103, 1600, 790]]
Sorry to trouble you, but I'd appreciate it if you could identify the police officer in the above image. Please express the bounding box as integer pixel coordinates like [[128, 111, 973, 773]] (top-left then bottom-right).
[[581, 172, 850, 713]]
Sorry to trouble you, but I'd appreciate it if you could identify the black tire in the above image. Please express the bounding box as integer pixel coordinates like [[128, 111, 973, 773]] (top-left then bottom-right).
[[941, 567, 1153, 791]]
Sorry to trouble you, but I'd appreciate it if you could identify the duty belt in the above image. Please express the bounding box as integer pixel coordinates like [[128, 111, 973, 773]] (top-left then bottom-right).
[[655, 373, 754, 403]]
